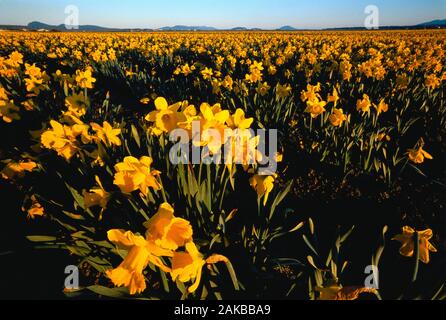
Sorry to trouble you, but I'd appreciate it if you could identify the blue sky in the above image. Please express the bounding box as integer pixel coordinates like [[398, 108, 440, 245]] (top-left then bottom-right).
[[0, 0, 444, 29]]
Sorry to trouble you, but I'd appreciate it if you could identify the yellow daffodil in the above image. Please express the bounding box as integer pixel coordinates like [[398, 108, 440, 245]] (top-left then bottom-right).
[[171, 242, 206, 293], [407, 139, 433, 164], [327, 88, 339, 107], [256, 82, 271, 96], [276, 83, 292, 99], [140, 97, 151, 105], [201, 67, 213, 80], [0, 87, 8, 101], [301, 83, 321, 103], [113, 156, 162, 195], [7, 51, 23, 67], [25, 63, 43, 78], [23, 195, 45, 219], [24, 63, 49, 94], [195, 103, 230, 154], [316, 285, 378, 300], [356, 94, 372, 114], [171, 242, 230, 294], [425, 74, 440, 90], [329, 108, 347, 127], [91, 121, 122, 147], [226, 109, 253, 130], [0, 99, 20, 123], [245, 62, 263, 83], [229, 131, 263, 169], [106, 229, 172, 295], [315, 284, 342, 300], [83, 176, 110, 212], [268, 65, 277, 75], [392, 226, 437, 264], [305, 99, 327, 119], [1, 160, 37, 180], [177, 103, 200, 134], [41, 120, 79, 160], [145, 97, 185, 136], [249, 174, 277, 205], [65, 92, 89, 118], [180, 63, 195, 76], [374, 99, 388, 116], [222, 75, 233, 90], [75, 68, 96, 89], [144, 203, 193, 250]]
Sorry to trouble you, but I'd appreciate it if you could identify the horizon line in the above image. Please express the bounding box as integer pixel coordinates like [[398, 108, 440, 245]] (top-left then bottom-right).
[[1, 17, 445, 31]]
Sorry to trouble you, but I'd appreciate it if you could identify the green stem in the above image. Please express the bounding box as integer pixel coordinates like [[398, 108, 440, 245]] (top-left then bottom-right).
[[411, 231, 420, 283], [206, 164, 212, 206], [257, 196, 261, 217], [198, 162, 203, 186], [218, 175, 229, 211], [158, 177, 168, 203]]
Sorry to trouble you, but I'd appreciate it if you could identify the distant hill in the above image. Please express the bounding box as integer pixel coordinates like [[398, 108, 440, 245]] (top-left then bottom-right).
[[158, 25, 217, 31], [0, 20, 445, 32], [277, 26, 297, 31], [26, 21, 152, 32], [417, 19, 446, 27], [28, 21, 117, 31], [231, 27, 263, 31]]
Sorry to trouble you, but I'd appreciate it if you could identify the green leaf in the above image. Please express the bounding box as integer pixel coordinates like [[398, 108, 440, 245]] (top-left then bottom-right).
[[64, 182, 85, 210], [269, 180, 293, 220], [27, 236, 57, 242], [131, 124, 141, 148], [87, 285, 128, 298], [307, 255, 318, 270], [302, 235, 319, 257], [289, 221, 305, 233], [85, 256, 112, 273], [224, 260, 240, 291], [63, 211, 85, 221], [308, 218, 315, 235], [340, 226, 355, 244]]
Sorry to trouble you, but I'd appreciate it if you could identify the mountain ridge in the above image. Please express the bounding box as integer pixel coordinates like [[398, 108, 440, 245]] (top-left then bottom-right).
[[0, 19, 445, 32]]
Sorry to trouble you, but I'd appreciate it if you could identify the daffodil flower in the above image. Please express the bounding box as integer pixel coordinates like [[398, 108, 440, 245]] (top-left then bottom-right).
[[113, 156, 162, 195], [374, 99, 389, 116], [41, 120, 80, 160], [1, 160, 37, 180], [75, 68, 96, 89], [305, 99, 327, 119], [392, 226, 437, 264], [249, 174, 277, 205], [329, 108, 347, 127], [226, 109, 254, 130], [171, 242, 206, 293], [356, 94, 372, 114], [327, 88, 339, 107], [145, 97, 185, 136], [91, 121, 122, 147], [83, 176, 111, 219], [194, 103, 230, 154], [106, 230, 172, 295], [407, 140, 433, 164], [144, 203, 193, 251], [316, 285, 378, 300]]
